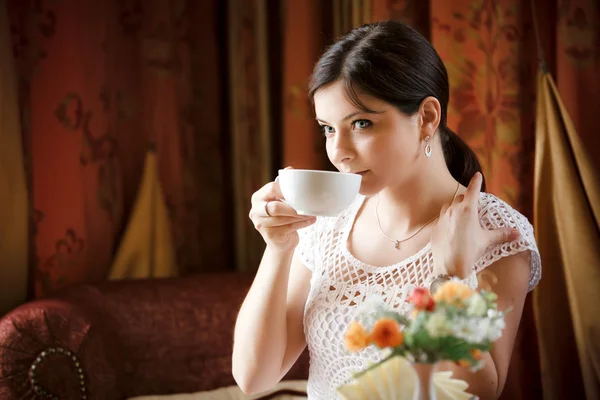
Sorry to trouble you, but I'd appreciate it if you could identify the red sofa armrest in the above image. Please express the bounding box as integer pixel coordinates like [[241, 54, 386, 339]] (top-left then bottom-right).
[[0, 273, 309, 399], [0, 296, 120, 399]]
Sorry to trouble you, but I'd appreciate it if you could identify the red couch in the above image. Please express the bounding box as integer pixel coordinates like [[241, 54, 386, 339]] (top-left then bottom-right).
[[0, 273, 310, 399]]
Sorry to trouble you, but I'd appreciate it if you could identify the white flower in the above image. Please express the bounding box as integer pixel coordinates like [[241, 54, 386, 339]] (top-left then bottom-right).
[[424, 311, 450, 338], [359, 295, 388, 313], [446, 314, 508, 344], [354, 294, 390, 328], [484, 317, 506, 341], [450, 317, 487, 343], [466, 293, 487, 317]]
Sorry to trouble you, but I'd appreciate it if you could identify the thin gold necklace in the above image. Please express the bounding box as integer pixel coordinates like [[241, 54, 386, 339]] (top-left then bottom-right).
[[375, 182, 460, 250]]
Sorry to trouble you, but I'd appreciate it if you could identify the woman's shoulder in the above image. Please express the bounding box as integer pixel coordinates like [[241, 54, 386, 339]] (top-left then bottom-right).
[[477, 192, 534, 232], [475, 192, 541, 291]]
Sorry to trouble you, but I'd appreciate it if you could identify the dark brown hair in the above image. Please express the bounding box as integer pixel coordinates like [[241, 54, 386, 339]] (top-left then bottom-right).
[[308, 20, 485, 191]]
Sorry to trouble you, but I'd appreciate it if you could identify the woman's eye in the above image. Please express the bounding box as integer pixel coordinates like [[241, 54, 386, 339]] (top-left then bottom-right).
[[320, 125, 335, 136], [353, 119, 372, 130]]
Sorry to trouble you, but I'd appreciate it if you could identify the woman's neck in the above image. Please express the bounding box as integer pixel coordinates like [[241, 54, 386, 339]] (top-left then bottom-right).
[[376, 161, 462, 237]]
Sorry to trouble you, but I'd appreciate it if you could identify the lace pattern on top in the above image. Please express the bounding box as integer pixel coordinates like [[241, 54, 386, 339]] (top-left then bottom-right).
[[294, 192, 541, 399]]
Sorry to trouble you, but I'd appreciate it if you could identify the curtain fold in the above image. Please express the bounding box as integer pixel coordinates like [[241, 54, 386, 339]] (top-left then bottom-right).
[[333, 0, 372, 39], [533, 69, 600, 400], [108, 149, 178, 280], [228, 0, 273, 272], [0, 0, 29, 315]]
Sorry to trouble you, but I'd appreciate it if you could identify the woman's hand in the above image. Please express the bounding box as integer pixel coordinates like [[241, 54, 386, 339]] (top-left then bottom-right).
[[431, 172, 521, 279], [249, 177, 317, 254]]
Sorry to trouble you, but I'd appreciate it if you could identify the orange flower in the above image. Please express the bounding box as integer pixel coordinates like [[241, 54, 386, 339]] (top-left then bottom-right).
[[344, 321, 371, 352], [432, 281, 475, 307], [471, 349, 482, 360], [408, 287, 435, 311], [456, 360, 471, 368], [370, 318, 404, 349]]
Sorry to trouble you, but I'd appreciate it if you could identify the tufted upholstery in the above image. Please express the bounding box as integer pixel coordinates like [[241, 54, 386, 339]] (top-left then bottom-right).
[[0, 273, 310, 399]]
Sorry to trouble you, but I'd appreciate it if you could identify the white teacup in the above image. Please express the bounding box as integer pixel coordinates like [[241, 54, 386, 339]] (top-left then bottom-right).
[[277, 169, 362, 217]]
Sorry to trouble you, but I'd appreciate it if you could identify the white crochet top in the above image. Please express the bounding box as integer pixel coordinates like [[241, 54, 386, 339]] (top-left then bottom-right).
[[295, 192, 541, 399]]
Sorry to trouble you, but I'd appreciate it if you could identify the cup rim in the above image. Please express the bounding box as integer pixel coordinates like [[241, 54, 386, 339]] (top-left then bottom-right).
[[278, 169, 360, 178]]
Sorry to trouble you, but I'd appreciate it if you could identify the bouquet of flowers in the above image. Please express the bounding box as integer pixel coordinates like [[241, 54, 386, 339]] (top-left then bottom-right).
[[337, 279, 510, 399]]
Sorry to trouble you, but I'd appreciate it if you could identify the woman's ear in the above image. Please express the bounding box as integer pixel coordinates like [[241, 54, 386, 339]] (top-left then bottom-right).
[[419, 96, 441, 138]]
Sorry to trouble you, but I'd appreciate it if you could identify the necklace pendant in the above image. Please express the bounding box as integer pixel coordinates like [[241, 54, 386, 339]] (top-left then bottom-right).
[[394, 240, 400, 249]]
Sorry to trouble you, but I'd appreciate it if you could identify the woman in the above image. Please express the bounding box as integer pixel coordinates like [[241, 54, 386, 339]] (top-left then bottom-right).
[[232, 21, 541, 399]]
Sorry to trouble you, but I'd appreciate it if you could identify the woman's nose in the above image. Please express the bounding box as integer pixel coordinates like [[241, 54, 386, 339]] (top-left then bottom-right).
[[331, 132, 355, 165]]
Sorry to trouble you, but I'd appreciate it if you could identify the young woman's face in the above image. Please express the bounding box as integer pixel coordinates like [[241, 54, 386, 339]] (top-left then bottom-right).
[[313, 80, 423, 195]]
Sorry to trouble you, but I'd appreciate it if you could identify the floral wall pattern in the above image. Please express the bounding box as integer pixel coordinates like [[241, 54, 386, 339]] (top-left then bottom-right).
[[430, 2, 541, 398]]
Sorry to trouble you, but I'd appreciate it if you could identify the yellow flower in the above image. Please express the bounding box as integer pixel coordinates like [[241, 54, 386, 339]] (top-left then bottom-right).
[[370, 318, 404, 349], [433, 280, 475, 307], [344, 321, 371, 352]]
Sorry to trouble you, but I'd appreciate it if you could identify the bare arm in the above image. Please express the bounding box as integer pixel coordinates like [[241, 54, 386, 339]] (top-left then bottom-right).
[[232, 248, 312, 395], [233, 177, 315, 394], [437, 252, 531, 399]]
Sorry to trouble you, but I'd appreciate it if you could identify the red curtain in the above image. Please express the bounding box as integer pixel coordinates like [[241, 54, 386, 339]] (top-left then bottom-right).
[[8, 0, 232, 297]]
